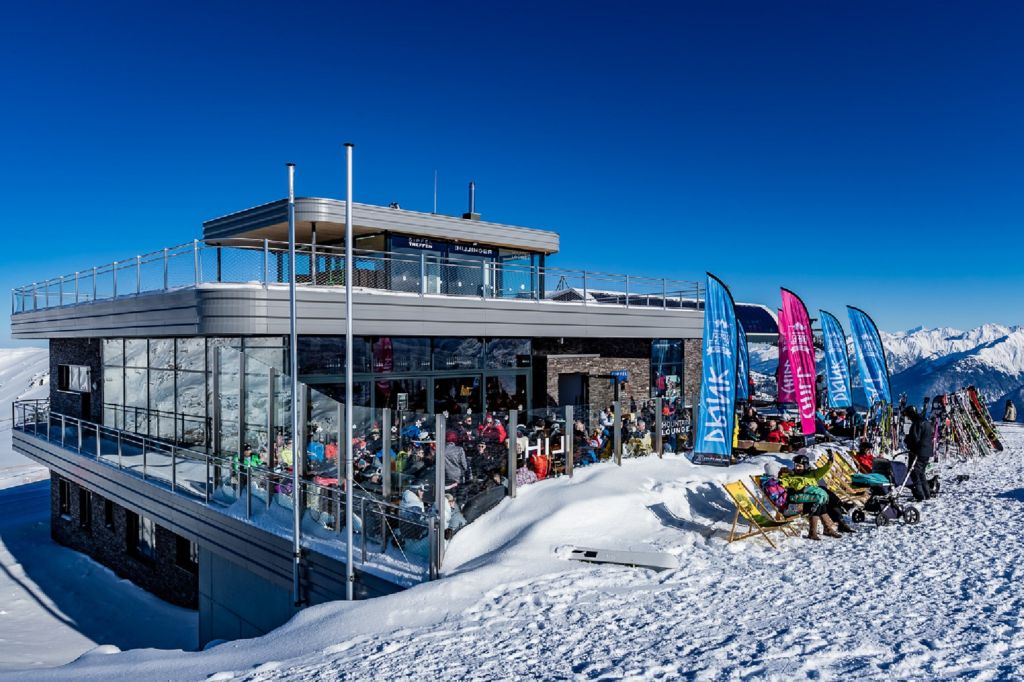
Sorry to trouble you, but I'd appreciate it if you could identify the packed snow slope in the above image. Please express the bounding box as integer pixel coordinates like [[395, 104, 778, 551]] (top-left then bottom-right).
[[20, 425, 1024, 681], [0, 347, 50, 487], [0, 480, 197, 671]]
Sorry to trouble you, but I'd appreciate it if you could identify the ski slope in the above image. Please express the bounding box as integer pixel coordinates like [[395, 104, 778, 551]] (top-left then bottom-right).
[[14, 424, 1024, 681], [0, 347, 50, 489]]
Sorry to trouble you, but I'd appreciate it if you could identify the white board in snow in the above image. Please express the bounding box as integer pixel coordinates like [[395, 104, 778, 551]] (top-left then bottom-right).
[[566, 546, 678, 571]]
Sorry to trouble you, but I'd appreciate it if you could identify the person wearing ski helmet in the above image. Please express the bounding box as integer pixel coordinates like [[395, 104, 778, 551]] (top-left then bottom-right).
[[903, 405, 933, 502], [791, 452, 855, 534], [778, 452, 843, 539]]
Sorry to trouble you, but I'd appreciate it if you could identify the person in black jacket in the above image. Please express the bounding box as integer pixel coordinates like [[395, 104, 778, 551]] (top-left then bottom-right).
[[903, 405, 933, 502]]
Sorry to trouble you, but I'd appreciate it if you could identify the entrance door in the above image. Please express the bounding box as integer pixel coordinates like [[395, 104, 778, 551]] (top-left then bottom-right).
[[558, 373, 587, 408], [433, 376, 481, 417]]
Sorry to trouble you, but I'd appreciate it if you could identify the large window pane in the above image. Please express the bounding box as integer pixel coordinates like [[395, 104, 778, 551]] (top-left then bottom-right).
[[124, 367, 148, 434], [432, 338, 482, 370], [298, 336, 371, 376], [372, 337, 433, 373], [485, 339, 531, 369], [103, 367, 123, 430], [102, 339, 124, 367], [149, 368, 175, 439], [434, 376, 481, 416], [214, 346, 240, 456], [245, 346, 285, 372], [375, 378, 428, 412], [485, 374, 527, 414], [176, 338, 205, 372], [124, 339, 148, 368], [149, 339, 175, 370]]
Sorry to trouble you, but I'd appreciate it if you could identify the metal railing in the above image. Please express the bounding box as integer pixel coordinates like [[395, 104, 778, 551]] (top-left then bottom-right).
[[11, 398, 437, 581], [11, 238, 703, 313]]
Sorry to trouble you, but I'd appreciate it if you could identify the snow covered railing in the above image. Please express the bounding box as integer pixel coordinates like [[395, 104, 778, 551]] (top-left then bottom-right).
[[10, 238, 703, 314], [11, 399, 438, 587]]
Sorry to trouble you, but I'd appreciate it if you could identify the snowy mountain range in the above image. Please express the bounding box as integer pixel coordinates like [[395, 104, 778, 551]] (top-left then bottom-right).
[[749, 323, 1024, 410]]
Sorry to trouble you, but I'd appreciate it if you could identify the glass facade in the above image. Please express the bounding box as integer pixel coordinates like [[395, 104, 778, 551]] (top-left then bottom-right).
[[651, 339, 683, 398], [102, 335, 533, 449], [102, 337, 287, 449], [298, 336, 531, 419]]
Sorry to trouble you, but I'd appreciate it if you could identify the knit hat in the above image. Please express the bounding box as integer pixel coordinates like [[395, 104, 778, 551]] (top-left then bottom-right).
[[764, 462, 783, 478]]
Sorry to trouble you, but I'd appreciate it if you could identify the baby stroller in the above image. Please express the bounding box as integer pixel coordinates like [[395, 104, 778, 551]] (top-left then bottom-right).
[[850, 458, 921, 527]]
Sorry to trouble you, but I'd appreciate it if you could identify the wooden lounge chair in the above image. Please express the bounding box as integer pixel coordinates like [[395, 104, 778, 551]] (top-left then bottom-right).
[[815, 452, 871, 504], [722, 480, 799, 549]]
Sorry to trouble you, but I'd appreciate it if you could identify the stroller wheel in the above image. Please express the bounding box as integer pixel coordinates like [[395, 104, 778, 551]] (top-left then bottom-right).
[[851, 509, 865, 523], [875, 513, 890, 527], [903, 506, 921, 525]]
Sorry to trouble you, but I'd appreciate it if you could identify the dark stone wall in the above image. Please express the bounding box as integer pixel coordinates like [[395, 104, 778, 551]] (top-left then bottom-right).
[[533, 338, 653, 409], [684, 338, 702, 408], [49, 472, 198, 609], [49, 338, 103, 423]]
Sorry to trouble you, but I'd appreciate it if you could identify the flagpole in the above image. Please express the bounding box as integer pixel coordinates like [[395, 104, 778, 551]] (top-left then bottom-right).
[[287, 162, 302, 605], [344, 143, 355, 601]]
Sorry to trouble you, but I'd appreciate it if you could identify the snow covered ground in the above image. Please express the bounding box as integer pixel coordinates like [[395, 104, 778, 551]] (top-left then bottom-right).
[[11, 423, 1024, 681], [0, 347, 196, 672], [0, 479, 197, 671], [0, 347, 50, 488]]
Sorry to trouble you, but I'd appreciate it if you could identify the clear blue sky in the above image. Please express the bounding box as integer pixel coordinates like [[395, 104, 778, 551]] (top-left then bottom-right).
[[2, 1, 1022, 344]]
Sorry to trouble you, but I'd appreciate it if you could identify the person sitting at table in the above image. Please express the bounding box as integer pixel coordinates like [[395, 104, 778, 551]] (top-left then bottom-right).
[[477, 413, 507, 444], [766, 420, 787, 444]]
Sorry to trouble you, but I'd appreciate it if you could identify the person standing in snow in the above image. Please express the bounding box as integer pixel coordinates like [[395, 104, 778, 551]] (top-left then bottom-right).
[[903, 405, 933, 502], [1003, 400, 1017, 423]]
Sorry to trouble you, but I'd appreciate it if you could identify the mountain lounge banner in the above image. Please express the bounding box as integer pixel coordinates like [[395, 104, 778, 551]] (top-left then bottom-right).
[[736, 319, 750, 402], [776, 308, 797, 403], [848, 306, 892, 406], [780, 289, 817, 437], [694, 273, 738, 466], [819, 310, 853, 409]]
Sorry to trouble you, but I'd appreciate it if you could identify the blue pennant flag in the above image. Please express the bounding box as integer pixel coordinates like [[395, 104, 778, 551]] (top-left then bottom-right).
[[819, 310, 852, 409], [847, 306, 892, 406], [735, 319, 750, 401], [694, 273, 738, 466]]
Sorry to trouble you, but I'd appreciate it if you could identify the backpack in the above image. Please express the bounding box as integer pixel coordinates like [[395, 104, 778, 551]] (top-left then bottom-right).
[[760, 476, 788, 509], [530, 453, 550, 480]]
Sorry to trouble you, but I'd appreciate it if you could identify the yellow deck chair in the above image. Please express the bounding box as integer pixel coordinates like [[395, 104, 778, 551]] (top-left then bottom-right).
[[815, 453, 870, 504], [723, 480, 798, 549]]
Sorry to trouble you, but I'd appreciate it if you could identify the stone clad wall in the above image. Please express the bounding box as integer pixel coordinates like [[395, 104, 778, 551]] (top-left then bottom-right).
[[49, 338, 103, 423], [684, 338, 702, 407], [49, 472, 198, 609]]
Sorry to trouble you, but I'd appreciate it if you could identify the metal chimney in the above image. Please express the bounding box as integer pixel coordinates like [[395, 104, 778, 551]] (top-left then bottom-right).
[[462, 181, 480, 220]]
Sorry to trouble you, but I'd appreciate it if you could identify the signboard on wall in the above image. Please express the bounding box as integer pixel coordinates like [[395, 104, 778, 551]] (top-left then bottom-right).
[[610, 369, 629, 382], [391, 235, 497, 258]]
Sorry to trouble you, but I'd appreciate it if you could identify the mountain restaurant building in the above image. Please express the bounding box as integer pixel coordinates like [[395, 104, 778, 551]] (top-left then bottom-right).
[[10, 196, 773, 644]]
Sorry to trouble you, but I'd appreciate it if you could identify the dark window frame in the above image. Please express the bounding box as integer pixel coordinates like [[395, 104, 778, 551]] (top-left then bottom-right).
[[58, 478, 71, 517], [78, 489, 92, 531], [175, 535, 199, 574]]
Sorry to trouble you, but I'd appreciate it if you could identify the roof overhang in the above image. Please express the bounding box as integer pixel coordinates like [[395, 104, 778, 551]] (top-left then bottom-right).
[[202, 197, 560, 255]]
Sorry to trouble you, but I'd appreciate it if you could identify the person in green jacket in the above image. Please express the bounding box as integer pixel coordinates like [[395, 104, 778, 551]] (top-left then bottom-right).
[[778, 452, 841, 540]]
